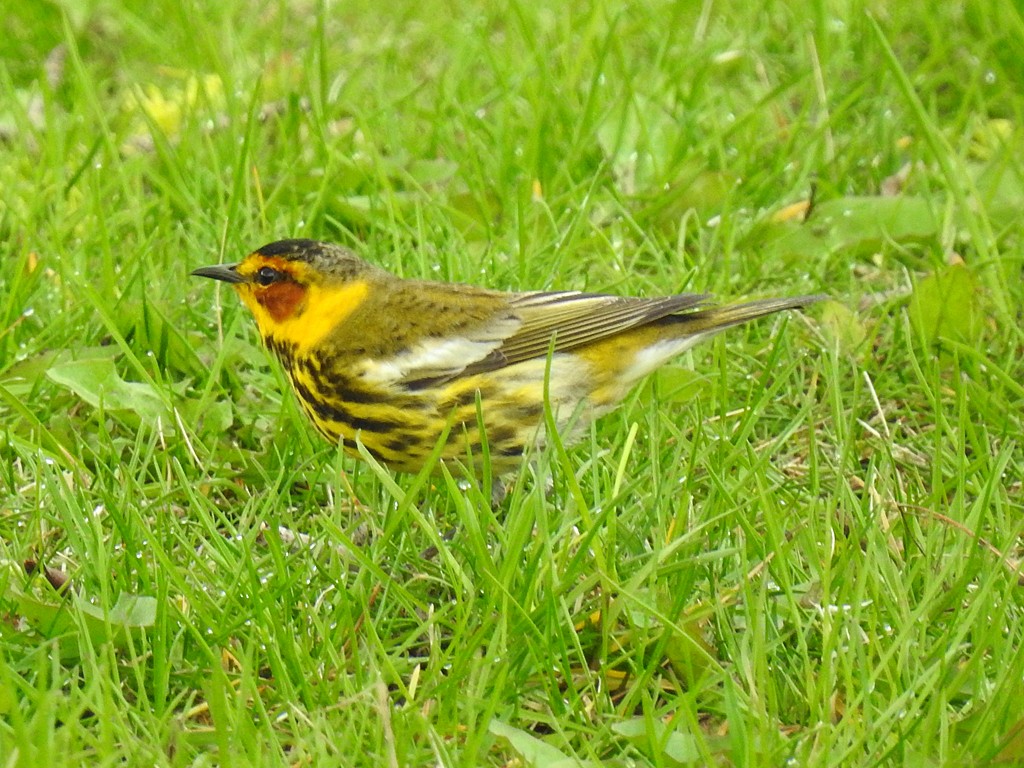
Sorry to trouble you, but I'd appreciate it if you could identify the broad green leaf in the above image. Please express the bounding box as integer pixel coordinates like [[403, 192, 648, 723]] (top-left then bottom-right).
[[909, 263, 983, 346], [818, 299, 869, 355], [663, 615, 719, 687], [756, 196, 940, 258], [80, 591, 158, 629], [612, 718, 701, 765], [489, 719, 593, 768], [46, 357, 169, 424], [5, 570, 157, 662], [970, 149, 1024, 230], [181, 397, 234, 437]]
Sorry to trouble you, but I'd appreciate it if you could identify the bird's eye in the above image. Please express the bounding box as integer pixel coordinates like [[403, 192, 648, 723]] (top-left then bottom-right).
[[254, 266, 283, 286]]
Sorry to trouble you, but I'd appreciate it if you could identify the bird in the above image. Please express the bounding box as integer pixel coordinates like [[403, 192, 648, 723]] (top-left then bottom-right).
[[193, 239, 821, 480]]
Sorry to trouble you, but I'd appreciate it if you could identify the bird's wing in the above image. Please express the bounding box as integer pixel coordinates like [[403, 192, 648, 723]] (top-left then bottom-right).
[[354, 280, 709, 389], [474, 290, 709, 373], [370, 290, 708, 387]]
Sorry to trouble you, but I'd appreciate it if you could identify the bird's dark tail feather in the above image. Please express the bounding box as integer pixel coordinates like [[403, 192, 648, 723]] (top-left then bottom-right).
[[674, 294, 827, 334]]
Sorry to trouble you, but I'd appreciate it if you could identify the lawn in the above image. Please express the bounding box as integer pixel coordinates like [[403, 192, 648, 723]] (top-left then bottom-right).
[[1, 0, 1022, 765]]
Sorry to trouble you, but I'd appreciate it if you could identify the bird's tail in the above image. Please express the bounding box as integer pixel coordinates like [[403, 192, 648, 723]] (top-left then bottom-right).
[[672, 294, 827, 334]]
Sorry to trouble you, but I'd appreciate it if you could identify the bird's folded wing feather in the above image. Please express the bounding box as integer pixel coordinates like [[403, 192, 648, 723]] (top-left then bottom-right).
[[364, 290, 709, 388], [482, 290, 709, 370]]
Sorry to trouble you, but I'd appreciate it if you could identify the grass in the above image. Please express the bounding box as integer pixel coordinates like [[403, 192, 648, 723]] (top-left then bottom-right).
[[1, 0, 1023, 765]]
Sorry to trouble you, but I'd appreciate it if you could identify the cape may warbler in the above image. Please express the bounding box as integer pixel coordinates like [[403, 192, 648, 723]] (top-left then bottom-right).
[[193, 239, 821, 476]]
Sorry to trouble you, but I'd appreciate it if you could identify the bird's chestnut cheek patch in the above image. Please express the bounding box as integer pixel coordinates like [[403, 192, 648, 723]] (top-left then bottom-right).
[[256, 281, 308, 322]]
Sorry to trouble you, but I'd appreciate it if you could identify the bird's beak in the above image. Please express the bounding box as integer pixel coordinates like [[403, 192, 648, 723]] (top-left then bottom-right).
[[191, 263, 246, 284]]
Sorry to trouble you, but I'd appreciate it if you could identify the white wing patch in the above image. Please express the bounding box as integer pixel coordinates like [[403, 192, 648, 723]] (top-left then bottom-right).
[[358, 314, 522, 386], [359, 337, 500, 384]]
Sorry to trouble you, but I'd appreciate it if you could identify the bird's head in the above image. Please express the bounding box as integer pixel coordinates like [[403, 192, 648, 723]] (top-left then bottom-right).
[[192, 239, 382, 352]]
